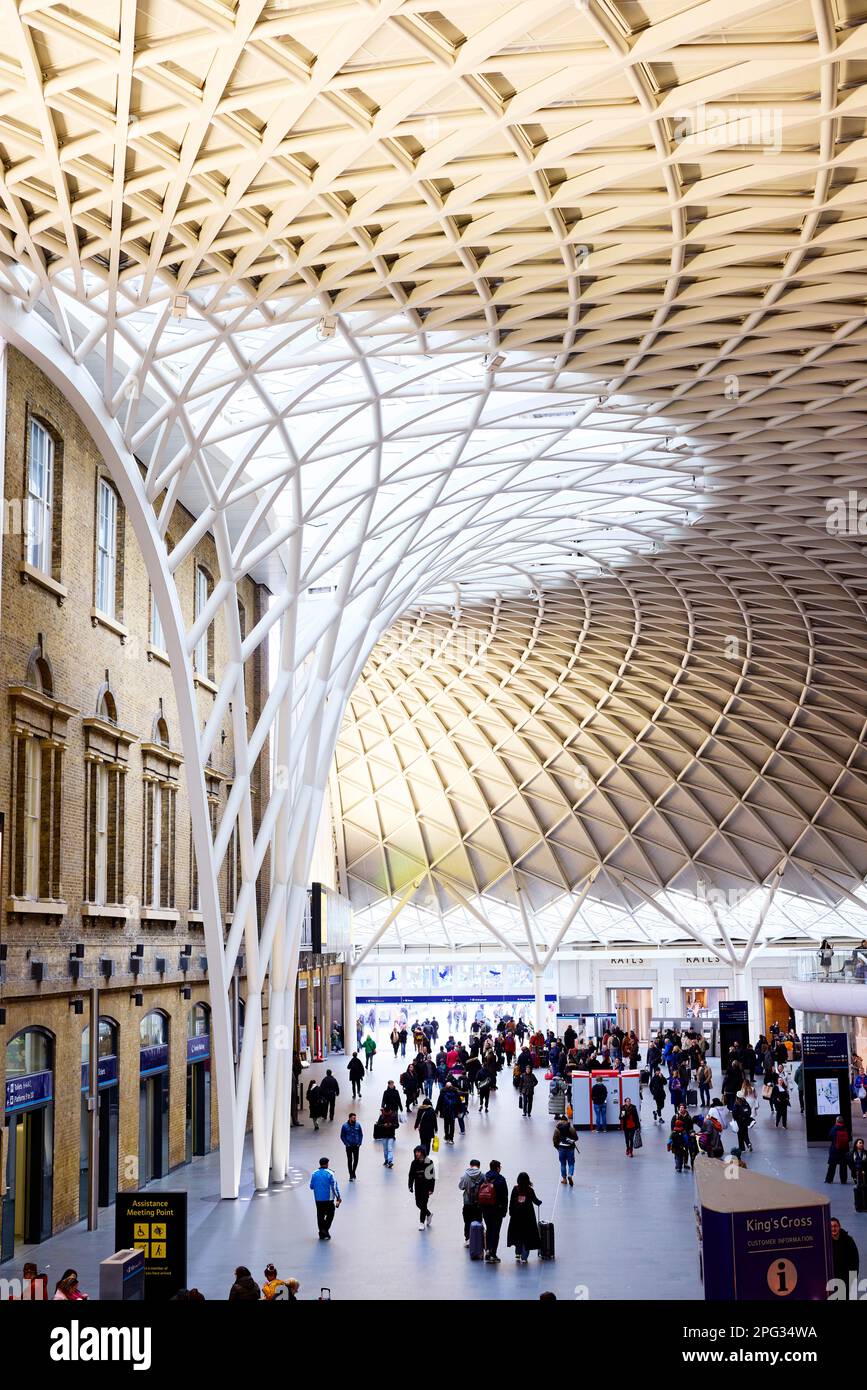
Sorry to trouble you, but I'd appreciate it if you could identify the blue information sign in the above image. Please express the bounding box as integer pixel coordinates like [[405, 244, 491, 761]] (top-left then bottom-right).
[[802, 1033, 849, 1068], [186, 1036, 210, 1062], [139, 1043, 169, 1076], [5, 1069, 53, 1112]]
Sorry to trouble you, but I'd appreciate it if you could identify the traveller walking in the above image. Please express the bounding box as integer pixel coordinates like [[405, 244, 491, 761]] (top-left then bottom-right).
[[363, 1033, 377, 1072], [553, 1116, 578, 1185], [731, 1092, 753, 1152], [478, 1160, 508, 1263], [697, 1060, 713, 1109], [458, 1159, 484, 1243], [381, 1079, 403, 1117], [826, 1116, 851, 1184], [347, 1052, 365, 1100], [620, 1097, 640, 1156], [649, 1068, 667, 1122], [339, 1113, 363, 1180], [850, 1136, 867, 1211], [414, 1096, 439, 1153], [375, 1105, 398, 1168], [306, 1078, 326, 1131], [519, 1068, 538, 1117], [408, 1146, 435, 1230], [436, 1081, 460, 1142], [507, 1171, 542, 1263], [668, 1119, 689, 1173], [390, 1026, 400, 1058], [309, 1158, 341, 1240], [772, 1077, 790, 1128], [319, 1069, 340, 1121]]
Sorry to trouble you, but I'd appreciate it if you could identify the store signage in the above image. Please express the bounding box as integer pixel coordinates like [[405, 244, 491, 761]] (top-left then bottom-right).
[[80, 1055, 118, 1091], [608, 957, 645, 965], [685, 956, 719, 965], [802, 1033, 849, 1069], [5, 1069, 52, 1112], [186, 1036, 210, 1063], [116, 1192, 187, 1301], [139, 1044, 169, 1076]]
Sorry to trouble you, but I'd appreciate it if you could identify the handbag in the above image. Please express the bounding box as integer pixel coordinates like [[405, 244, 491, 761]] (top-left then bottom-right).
[[633, 1131, 643, 1150], [432, 1135, 440, 1152], [858, 1087, 867, 1101], [762, 1083, 773, 1099]]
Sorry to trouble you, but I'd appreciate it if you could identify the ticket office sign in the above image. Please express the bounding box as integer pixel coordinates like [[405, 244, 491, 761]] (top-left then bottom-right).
[[115, 1193, 187, 1300]]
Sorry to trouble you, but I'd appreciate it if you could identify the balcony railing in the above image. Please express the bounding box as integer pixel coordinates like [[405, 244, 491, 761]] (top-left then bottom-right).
[[790, 951, 867, 984]]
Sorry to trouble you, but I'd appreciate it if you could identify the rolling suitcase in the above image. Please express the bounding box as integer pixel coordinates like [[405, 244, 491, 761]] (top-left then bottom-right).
[[539, 1219, 555, 1261], [686, 1088, 698, 1106], [639, 1069, 650, 1085], [469, 1220, 485, 1259]]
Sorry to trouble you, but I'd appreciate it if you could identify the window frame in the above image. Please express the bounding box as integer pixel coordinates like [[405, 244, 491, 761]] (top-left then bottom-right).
[[95, 477, 118, 618], [25, 418, 54, 574]]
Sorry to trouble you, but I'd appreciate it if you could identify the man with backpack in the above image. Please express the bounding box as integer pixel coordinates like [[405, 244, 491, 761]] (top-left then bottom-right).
[[458, 1159, 484, 1245], [553, 1116, 579, 1185], [478, 1160, 509, 1264], [362, 1033, 377, 1071]]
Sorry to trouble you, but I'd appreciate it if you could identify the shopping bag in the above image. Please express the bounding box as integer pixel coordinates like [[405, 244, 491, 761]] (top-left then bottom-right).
[[633, 1131, 643, 1150], [432, 1135, 440, 1152]]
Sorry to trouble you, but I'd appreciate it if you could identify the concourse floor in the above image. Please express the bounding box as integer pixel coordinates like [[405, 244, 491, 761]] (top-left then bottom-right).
[[18, 1049, 867, 1301]]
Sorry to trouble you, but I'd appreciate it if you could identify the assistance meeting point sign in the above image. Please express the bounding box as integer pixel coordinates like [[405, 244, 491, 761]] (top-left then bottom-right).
[[115, 1192, 187, 1300]]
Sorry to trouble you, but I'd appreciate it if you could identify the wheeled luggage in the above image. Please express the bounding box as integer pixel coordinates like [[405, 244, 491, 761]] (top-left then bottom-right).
[[469, 1221, 485, 1259], [539, 1219, 555, 1260], [639, 1068, 650, 1085], [686, 1088, 698, 1106]]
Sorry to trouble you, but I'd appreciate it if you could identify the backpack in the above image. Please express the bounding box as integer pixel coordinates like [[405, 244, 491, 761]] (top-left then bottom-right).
[[836, 1128, 849, 1150], [477, 1179, 497, 1207]]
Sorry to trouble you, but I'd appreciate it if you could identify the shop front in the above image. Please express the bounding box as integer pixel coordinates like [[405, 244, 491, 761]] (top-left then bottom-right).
[[79, 1018, 119, 1217], [185, 1004, 211, 1161], [2, 1027, 54, 1262], [139, 1011, 170, 1186]]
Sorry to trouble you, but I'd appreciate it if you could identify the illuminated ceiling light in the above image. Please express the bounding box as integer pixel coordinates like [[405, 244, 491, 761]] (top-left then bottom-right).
[[483, 353, 505, 371], [171, 293, 189, 319]]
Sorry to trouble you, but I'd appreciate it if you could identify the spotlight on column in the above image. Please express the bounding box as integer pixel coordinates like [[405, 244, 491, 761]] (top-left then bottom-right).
[[0, 1008, 5, 1026], [180, 985, 192, 1001], [99, 957, 114, 979], [316, 313, 338, 340], [129, 955, 142, 977], [171, 293, 189, 319], [72, 942, 85, 958], [31, 961, 44, 983], [68, 955, 83, 982], [199, 956, 208, 972], [483, 352, 505, 371], [132, 991, 144, 1007], [179, 955, 190, 973], [70, 998, 84, 1016], [155, 957, 166, 974], [181, 944, 192, 956]]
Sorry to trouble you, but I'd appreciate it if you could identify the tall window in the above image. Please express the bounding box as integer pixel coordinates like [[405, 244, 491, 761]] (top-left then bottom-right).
[[23, 738, 41, 897], [143, 777, 176, 909], [95, 479, 118, 617], [194, 565, 212, 678], [150, 589, 164, 651], [94, 763, 108, 899], [26, 419, 54, 572]]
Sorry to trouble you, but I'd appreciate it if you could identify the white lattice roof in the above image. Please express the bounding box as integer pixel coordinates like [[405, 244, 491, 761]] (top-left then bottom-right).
[[2, 0, 867, 957]]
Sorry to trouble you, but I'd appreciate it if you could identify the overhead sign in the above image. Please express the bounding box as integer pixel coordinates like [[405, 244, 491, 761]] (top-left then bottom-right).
[[81, 1056, 118, 1091], [5, 1069, 52, 1112], [115, 1192, 187, 1301], [139, 1044, 169, 1076], [186, 1036, 210, 1063]]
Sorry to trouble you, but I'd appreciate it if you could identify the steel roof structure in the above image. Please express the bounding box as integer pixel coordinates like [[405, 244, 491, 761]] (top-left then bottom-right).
[[1, 0, 867, 1193]]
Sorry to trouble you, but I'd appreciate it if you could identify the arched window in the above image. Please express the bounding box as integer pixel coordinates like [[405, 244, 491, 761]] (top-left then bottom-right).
[[5, 1025, 54, 1078], [153, 714, 169, 746], [95, 477, 122, 618], [140, 1011, 168, 1049], [25, 418, 57, 575], [81, 1017, 118, 1068], [25, 646, 54, 696], [96, 684, 117, 723], [11, 646, 70, 903], [187, 1003, 210, 1039]]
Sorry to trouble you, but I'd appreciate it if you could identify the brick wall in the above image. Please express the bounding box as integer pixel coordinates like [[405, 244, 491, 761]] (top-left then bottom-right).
[[0, 347, 269, 1246]]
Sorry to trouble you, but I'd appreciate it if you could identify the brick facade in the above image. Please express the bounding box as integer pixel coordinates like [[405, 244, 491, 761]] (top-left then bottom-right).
[[0, 347, 269, 1256]]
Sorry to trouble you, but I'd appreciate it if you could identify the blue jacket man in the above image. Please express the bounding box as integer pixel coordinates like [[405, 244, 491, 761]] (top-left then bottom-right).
[[310, 1159, 341, 1239], [339, 1116, 364, 1181]]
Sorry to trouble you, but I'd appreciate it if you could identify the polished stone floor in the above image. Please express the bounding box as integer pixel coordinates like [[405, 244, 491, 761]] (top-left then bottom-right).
[[17, 1048, 867, 1301]]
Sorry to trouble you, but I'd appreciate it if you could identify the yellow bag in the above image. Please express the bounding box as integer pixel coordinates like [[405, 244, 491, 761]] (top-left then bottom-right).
[[432, 1135, 440, 1152]]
